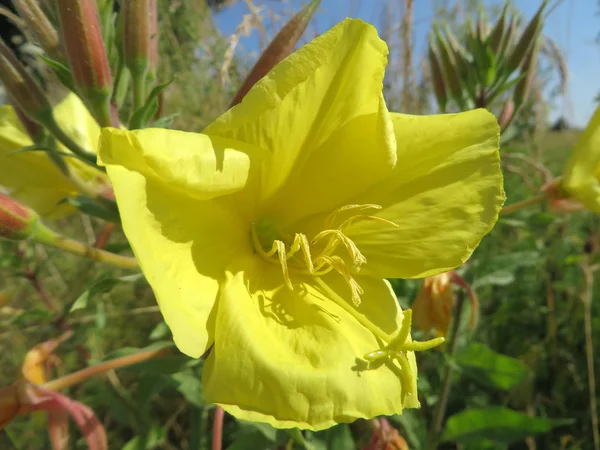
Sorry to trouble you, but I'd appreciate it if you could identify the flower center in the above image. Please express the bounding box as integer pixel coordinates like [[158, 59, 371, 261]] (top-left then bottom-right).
[[251, 204, 398, 306], [251, 205, 445, 399]]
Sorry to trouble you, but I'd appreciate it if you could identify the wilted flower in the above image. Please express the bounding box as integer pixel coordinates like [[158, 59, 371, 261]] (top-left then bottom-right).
[[364, 418, 409, 450], [0, 93, 108, 218], [412, 271, 479, 338], [561, 106, 600, 212], [98, 19, 503, 429], [0, 334, 107, 450]]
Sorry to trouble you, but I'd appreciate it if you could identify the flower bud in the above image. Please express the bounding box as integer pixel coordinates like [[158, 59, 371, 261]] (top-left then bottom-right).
[[498, 99, 515, 130], [505, 0, 547, 74], [231, 0, 321, 106], [123, 0, 152, 76], [56, 0, 112, 125], [0, 39, 52, 120], [513, 41, 539, 108], [11, 98, 45, 141], [148, 0, 159, 77], [0, 193, 40, 241], [13, 0, 62, 60]]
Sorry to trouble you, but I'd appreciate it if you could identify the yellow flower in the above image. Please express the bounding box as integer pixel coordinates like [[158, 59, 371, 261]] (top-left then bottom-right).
[[98, 19, 504, 429], [0, 93, 107, 218], [562, 105, 600, 212]]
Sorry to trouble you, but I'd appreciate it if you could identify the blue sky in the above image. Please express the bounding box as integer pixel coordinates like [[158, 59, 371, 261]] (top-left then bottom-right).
[[213, 0, 599, 128]]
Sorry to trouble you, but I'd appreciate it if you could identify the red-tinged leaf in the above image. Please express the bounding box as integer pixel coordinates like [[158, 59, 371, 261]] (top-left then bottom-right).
[[230, 0, 321, 106]]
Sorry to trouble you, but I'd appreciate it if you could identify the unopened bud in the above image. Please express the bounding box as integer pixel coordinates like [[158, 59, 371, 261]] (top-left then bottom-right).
[[11, 98, 44, 141], [505, 0, 547, 74], [513, 41, 539, 108], [13, 0, 62, 60], [231, 0, 321, 106], [0, 193, 40, 241], [123, 0, 152, 77], [433, 27, 463, 107], [0, 39, 52, 120], [56, 0, 112, 125], [148, 0, 158, 77], [498, 99, 515, 130]]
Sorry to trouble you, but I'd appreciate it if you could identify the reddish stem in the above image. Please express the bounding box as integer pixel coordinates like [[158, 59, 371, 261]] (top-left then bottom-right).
[[212, 406, 225, 450]]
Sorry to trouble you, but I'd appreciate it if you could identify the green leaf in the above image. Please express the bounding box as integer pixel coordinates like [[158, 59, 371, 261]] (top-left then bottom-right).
[[11, 308, 55, 326], [95, 300, 107, 329], [69, 274, 144, 313], [313, 424, 355, 450], [129, 79, 173, 130], [149, 321, 170, 340], [39, 55, 75, 91], [227, 422, 277, 450], [472, 270, 515, 288], [456, 342, 529, 390], [170, 371, 205, 408], [441, 407, 574, 444], [122, 426, 166, 450], [61, 195, 121, 223]]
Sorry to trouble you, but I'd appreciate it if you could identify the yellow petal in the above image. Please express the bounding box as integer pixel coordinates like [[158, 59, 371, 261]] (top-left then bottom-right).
[[346, 109, 504, 278], [104, 163, 251, 358], [53, 93, 100, 155], [98, 128, 263, 201], [205, 19, 394, 215], [563, 106, 600, 212], [0, 105, 76, 218], [203, 255, 418, 430]]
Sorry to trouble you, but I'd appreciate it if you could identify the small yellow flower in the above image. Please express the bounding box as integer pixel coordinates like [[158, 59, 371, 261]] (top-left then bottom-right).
[[0, 93, 108, 218], [562, 106, 600, 212], [98, 19, 504, 429]]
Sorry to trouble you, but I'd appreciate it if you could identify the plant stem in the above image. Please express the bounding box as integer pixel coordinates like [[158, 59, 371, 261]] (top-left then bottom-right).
[[211, 406, 225, 450], [424, 293, 466, 450], [581, 258, 600, 450], [500, 192, 547, 215], [44, 346, 169, 391], [33, 226, 138, 270]]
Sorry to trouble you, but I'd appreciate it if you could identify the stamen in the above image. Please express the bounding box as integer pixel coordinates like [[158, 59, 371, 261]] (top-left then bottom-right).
[[317, 255, 363, 306], [276, 240, 294, 291], [312, 229, 367, 269], [325, 204, 383, 228]]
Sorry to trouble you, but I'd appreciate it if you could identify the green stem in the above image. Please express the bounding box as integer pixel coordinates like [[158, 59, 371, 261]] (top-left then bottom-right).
[[44, 346, 168, 392], [33, 226, 138, 270], [500, 192, 547, 215], [132, 70, 147, 112], [582, 259, 600, 450], [424, 293, 466, 450]]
